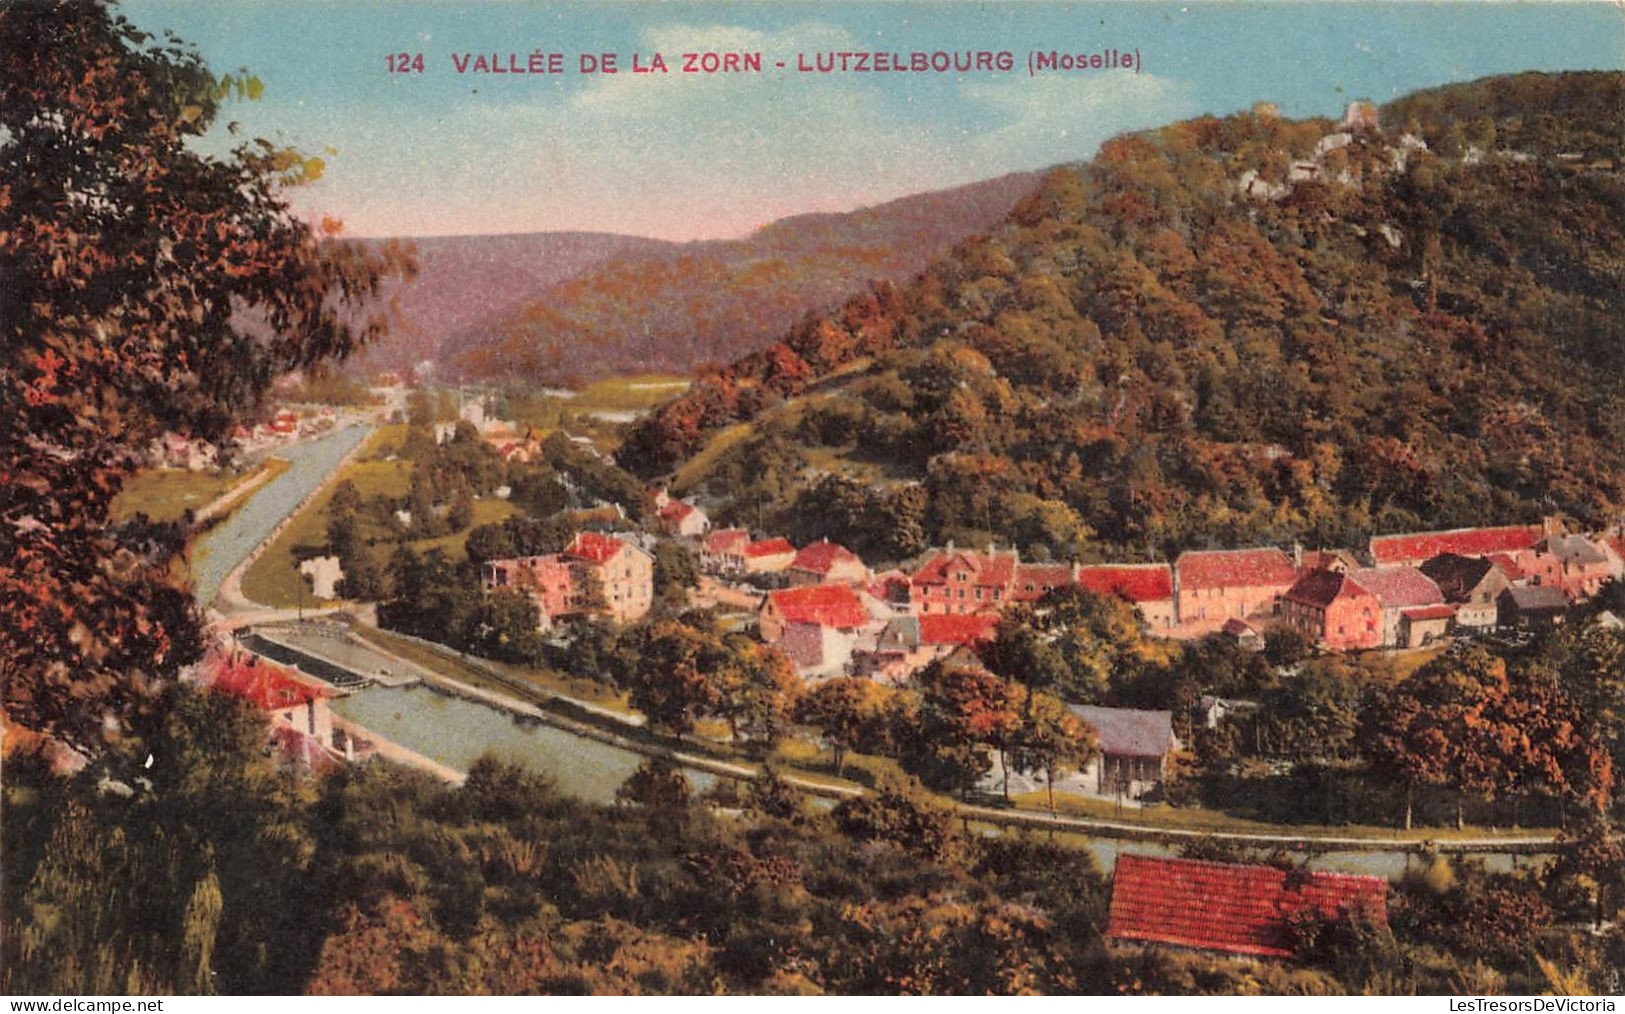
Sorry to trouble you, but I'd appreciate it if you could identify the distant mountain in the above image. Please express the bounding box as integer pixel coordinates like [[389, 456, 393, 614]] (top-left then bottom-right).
[[619, 71, 1625, 563], [447, 172, 1044, 385], [349, 231, 679, 377]]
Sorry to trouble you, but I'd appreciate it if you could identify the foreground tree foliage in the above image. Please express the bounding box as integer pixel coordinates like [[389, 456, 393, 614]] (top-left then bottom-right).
[[0, 1, 412, 752]]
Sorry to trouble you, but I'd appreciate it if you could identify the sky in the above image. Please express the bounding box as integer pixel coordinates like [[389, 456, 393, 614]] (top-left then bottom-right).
[[120, 1, 1625, 242]]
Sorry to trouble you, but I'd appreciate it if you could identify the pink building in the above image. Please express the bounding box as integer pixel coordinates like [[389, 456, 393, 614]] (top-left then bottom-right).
[[909, 545, 1019, 616], [1173, 548, 1297, 635], [1521, 534, 1622, 600], [1280, 570, 1382, 651]]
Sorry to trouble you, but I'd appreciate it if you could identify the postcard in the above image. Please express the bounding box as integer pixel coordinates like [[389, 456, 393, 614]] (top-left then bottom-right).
[[2, 0, 1624, 1000]]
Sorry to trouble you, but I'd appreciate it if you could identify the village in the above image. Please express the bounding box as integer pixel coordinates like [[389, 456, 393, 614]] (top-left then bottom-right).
[[186, 370, 1624, 816]]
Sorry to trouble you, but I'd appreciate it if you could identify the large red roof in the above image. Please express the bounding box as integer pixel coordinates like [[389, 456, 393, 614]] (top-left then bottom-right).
[[1106, 854, 1387, 958], [792, 539, 863, 575], [1076, 564, 1174, 603], [918, 613, 999, 646], [207, 654, 332, 711], [1283, 569, 1374, 609], [745, 537, 797, 559], [1350, 566, 1442, 608], [1176, 549, 1297, 591], [911, 549, 1018, 588], [766, 584, 871, 629], [566, 531, 628, 565], [1369, 525, 1542, 565]]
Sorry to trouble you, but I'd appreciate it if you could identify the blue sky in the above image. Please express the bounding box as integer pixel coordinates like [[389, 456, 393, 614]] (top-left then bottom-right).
[[120, 1, 1625, 240]]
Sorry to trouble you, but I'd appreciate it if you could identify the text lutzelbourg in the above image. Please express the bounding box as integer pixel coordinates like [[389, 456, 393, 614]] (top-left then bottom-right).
[[1449, 1000, 1616, 1012]]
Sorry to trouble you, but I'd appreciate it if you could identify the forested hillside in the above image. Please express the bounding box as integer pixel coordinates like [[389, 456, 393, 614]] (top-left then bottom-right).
[[346, 231, 677, 378], [453, 172, 1042, 385], [620, 72, 1625, 564]]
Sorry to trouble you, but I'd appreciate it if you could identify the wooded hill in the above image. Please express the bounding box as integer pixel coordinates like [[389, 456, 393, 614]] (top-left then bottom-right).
[[450, 172, 1042, 386], [618, 72, 1625, 565]]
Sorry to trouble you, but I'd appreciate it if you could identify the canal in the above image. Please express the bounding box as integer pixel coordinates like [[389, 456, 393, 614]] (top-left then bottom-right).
[[331, 685, 1537, 879], [191, 423, 373, 607], [331, 683, 717, 804]]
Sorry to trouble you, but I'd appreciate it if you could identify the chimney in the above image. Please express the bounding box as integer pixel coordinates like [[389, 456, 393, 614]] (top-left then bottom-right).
[[1293, 542, 1303, 569]]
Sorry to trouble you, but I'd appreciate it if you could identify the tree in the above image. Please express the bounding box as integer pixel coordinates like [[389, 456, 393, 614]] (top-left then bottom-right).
[[795, 677, 897, 777], [1264, 626, 1314, 669], [0, 2, 411, 752], [469, 589, 545, 666], [615, 757, 692, 810], [830, 777, 958, 861], [1011, 689, 1098, 815], [620, 619, 723, 738], [1364, 649, 1485, 830], [711, 635, 799, 748], [908, 659, 1022, 799], [652, 541, 699, 608]]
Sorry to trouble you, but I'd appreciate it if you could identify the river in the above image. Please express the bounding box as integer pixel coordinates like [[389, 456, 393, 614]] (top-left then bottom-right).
[[191, 423, 373, 607]]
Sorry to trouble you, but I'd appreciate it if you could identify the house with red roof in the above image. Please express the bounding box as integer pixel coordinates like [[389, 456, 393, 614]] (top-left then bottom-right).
[[564, 532, 654, 622], [744, 537, 798, 576], [202, 652, 342, 770], [1011, 562, 1078, 604], [852, 612, 1000, 684], [759, 584, 875, 642], [655, 497, 710, 539], [1075, 564, 1177, 631], [1350, 566, 1445, 647], [482, 532, 653, 626], [867, 569, 913, 611], [1368, 524, 1543, 567], [1399, 604, 1455, 647], [482, 554, 575, 628], [700, 528, 751, 576], [909, 544, 1020, 617], [1280, 569, 1381, 650], [1295, 548, 1361, 575], [1173, 548, 1298, 636], [759, 584, 882, 676], [789, 540, 869, 587], [1105, 853, 1387, 959], [1488, 553, 1529, 585]]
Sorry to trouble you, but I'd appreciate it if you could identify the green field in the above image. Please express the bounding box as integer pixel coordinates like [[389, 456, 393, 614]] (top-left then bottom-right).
[[573, 373, 690, 412], [238, 426, 516, 608], [111, 465, 265, 524]]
